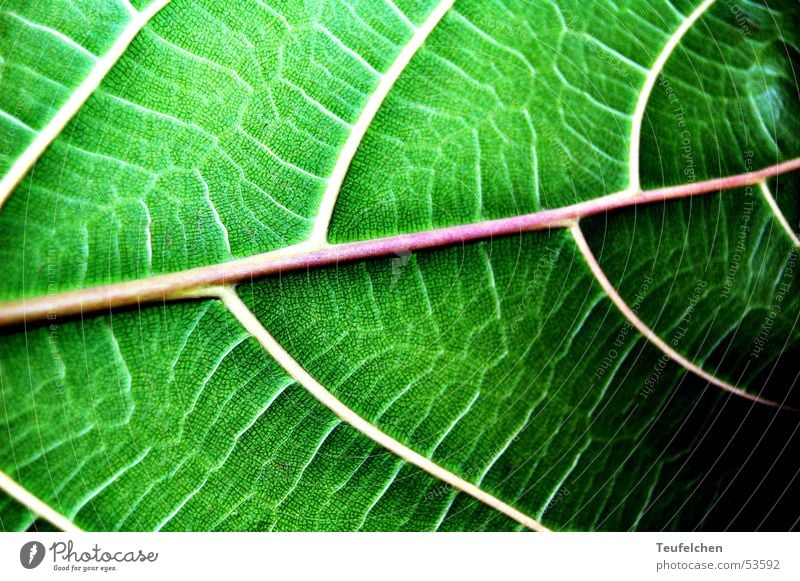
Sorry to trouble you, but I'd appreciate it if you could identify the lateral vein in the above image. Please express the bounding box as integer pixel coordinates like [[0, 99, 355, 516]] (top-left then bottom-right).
[[759, 181, 800, 247], [0, 469, 81, 532], [213, 286, 548, 531], [628, 0, 717, 192], [0, 0, 173, 209], [309, 0, 456, 244], [569, 223, 794, 410]]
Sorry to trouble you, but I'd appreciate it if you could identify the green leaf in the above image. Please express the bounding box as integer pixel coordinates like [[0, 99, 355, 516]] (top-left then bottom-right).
[[0, 490, 35, 532], [0, 0, 798, 532]]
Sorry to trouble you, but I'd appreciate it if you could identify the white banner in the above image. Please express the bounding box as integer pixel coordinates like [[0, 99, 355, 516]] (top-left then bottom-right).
[[0, 532, 797, 580]]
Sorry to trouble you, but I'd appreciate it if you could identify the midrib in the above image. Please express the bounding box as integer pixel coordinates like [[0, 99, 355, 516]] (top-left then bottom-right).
[[0, 158, 797, 327]]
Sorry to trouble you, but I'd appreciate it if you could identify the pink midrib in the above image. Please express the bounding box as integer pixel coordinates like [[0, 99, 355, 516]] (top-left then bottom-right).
[[0, 157, 797, 327]]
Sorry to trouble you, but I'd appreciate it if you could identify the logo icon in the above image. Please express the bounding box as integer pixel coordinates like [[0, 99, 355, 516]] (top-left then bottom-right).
[[391, 249, 412, 288], [20, 541, 46, 569]]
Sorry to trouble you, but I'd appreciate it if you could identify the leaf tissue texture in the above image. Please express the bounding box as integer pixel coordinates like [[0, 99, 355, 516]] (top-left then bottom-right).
[[0, 0, 798, 532]]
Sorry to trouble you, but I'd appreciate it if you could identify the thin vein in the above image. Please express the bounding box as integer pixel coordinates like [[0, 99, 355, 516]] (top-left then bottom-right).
[[385, 0, 416, 29], [6, 12, 98, 59]]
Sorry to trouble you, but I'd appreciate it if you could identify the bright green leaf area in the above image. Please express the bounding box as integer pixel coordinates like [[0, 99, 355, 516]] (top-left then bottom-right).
[[1, 0, 799, 531], [0, 0, 132, 177]]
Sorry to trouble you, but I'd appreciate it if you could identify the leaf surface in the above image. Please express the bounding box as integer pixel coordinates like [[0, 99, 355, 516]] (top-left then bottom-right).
[[0, 0, 799, 531]]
